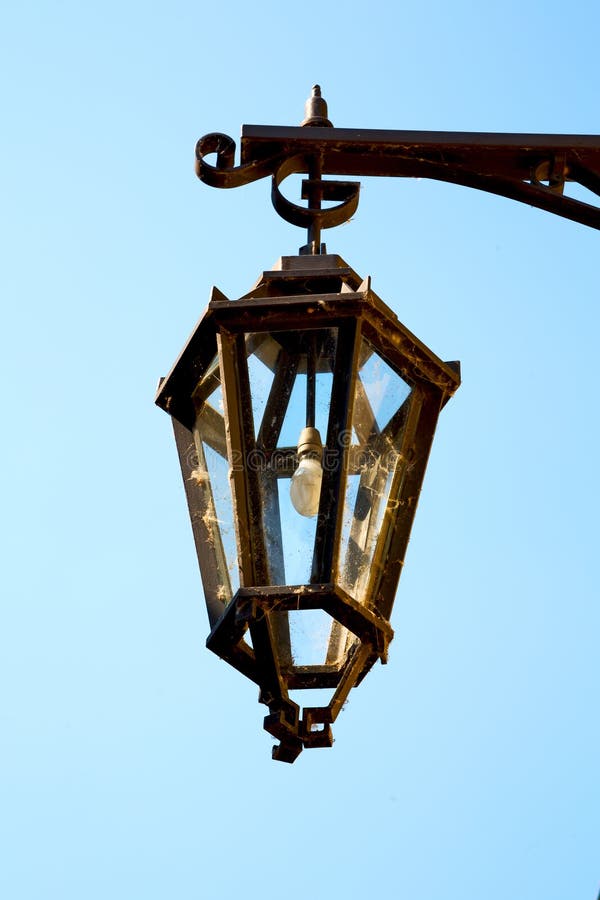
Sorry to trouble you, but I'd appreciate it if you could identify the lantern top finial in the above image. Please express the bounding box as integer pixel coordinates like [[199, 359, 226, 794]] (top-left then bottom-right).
[[301, 84, 333, 128]]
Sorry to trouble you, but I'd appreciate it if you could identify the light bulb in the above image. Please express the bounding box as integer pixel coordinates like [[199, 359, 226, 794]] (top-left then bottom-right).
[[290, 426, 323, 518], [290, 455, 323, 517]]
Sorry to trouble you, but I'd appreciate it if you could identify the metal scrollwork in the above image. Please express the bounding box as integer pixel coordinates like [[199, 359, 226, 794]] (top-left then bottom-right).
[[195, 132, 283, 189], [271, 155, 360, 230], [195, 133, 360, 250]]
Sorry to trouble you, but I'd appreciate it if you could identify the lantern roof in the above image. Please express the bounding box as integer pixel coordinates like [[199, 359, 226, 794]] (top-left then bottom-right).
[[155, 253, 460, 432]]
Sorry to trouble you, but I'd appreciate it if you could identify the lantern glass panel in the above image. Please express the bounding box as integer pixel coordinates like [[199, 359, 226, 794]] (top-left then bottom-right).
[[287, 609, 333, 666], [283, 605, 358, 676], [245, 336, 276, 440], [245, 327, 338, 587], [191, 357, 239, 605], [276, 479, 318, 584], [338, 338, 413, 605], [276, 356, 334, 447]]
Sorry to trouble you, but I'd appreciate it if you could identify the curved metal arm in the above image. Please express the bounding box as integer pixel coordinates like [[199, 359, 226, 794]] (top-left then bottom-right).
[[195, 89, 600, 243]]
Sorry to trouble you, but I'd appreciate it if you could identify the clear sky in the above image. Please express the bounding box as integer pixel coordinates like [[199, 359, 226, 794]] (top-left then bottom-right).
[[1, 2, 599, 899]]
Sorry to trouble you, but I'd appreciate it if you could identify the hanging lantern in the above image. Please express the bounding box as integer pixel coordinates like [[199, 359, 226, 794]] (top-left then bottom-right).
[[156, 251, 460, 761], [156, 83, 600, 761]]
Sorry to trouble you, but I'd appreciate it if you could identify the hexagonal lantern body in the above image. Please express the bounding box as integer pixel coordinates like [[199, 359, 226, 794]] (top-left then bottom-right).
[[156, 253, 460, 762]]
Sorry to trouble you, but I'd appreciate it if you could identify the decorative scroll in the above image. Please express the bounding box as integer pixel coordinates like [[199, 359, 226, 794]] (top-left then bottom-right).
[[196, 133, 361, 243], [271, 154, 359, 232], [195, 132, 283, 188]]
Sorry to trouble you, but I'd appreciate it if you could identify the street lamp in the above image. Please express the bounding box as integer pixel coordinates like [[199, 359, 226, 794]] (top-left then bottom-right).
[[157, 87, 600, 762]]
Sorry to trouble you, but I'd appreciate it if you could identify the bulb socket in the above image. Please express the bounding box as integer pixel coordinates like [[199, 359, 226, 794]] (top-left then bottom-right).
[[297, 426, 323, 460]]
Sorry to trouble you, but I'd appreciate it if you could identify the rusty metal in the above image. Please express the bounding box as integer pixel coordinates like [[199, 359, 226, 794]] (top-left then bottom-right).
[[195, 87, 600, 244], [157, 253, 460, 761]]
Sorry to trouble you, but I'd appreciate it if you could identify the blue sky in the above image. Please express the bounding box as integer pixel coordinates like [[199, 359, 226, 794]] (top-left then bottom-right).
[[1, 2, 599, 898]]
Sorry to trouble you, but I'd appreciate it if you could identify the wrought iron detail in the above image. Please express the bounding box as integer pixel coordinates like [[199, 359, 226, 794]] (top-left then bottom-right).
[[195, 87, 600, 243], [271, 155, 359, 254], [194, 131, 281, 189]]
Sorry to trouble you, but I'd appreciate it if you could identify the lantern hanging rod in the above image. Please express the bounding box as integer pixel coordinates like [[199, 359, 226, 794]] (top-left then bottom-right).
[[196, 85, 600, 251]]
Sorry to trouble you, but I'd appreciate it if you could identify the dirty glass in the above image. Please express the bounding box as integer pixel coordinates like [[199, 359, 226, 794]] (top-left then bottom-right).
[[338, 338, 413, 605]]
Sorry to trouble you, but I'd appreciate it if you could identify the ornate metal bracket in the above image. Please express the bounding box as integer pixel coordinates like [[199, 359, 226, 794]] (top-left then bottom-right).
[[195, 86, 600, 251]]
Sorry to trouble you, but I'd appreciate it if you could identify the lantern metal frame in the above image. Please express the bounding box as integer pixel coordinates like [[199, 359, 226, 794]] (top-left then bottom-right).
[[157, 253, 459, 761]]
